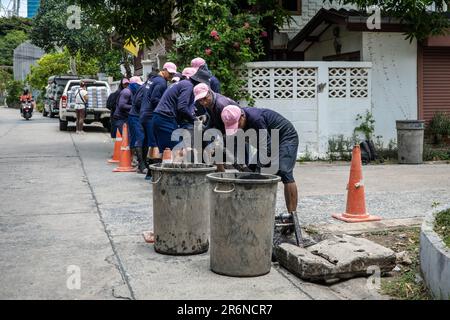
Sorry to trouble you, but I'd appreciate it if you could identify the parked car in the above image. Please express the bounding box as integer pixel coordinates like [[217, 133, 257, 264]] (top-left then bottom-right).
[[43, 75, 80, 118], [59, 79, 111, 131]]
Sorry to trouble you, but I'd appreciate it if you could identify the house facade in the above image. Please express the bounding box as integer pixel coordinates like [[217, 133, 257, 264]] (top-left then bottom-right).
[[142, 1, 450, 157], [244, 1, 450, 157]]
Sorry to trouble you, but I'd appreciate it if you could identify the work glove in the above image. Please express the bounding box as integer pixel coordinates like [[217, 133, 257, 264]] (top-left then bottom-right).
[[196, 114, 209, 124]]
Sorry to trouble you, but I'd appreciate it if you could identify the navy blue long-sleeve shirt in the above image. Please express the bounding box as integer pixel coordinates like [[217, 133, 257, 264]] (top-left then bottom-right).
[[153, 79, 196, 124], [113, 87, 132, 120], [243, 108, 298, 145], [207, 93, 238, 133], [139, 75, 167, 123], [129, 84, 145, 117], [210, 76, 221, 94]]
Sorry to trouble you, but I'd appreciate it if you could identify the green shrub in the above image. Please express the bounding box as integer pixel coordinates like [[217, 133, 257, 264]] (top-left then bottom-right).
[[6, 80, 24, 108], [375, 138, 398, 162], [354, 111, 376, 141], [423, 144, 450, 161], [327, 134, 358, 161], [435, 209, 450, 247], [36, 101, 44, 113], [428, 112, 450, 144]]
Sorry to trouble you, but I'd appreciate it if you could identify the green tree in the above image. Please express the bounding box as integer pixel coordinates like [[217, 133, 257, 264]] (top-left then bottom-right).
[[6, 80, 24, 108], [167, 0, 290, 101], [26, 52, 68, 94], [26, 49, 100, 96], [0, 69, 13, 104], [0, 17, 32, 101], [98, 50, 124, 81], [76, 0, 178, 47], [0, 30, 29, 66], [30, 0, 108, 75], [0, 17, 32, 37], [76, 0, 182, 77], [0, 17, 32, 69], [326, 0, 450, 41]]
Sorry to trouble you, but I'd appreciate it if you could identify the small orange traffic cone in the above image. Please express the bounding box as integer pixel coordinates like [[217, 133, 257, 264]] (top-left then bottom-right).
[[113, 123, 136, 173], [142, 231, 155, 244], [162, 148, 173, 164], [149, 147, 161, 160], [332, 145, 381, 223], [107, 130, 122, 164]]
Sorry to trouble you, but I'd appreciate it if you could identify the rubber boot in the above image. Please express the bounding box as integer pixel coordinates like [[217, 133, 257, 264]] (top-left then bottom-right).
[[136, 147, 147, 174], [143, 146, 149, 165], [131, 148, 138, 167], [145, 158, 162, 181]]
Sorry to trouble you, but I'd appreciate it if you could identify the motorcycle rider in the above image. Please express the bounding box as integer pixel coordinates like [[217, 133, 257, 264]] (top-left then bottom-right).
[[19, 89, 35, 114]]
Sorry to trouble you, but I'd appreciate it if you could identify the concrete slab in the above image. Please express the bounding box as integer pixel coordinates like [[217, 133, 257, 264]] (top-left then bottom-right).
[[275, 235, 396, 282]]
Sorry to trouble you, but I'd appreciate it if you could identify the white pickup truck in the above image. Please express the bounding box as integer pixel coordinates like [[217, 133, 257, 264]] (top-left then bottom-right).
[[59, 79, 111, 131]]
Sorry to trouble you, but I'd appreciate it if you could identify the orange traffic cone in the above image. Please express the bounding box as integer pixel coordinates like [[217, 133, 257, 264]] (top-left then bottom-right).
[[142, 231, 155, 244], [113, 123, 136, 173], [162, 148, 173, 164], [149, 147, 161, 160], [107, 130, 122, 164], [332, 145, 381, 223]]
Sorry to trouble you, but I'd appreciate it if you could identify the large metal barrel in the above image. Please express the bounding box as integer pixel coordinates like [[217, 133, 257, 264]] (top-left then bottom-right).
[[396, 120, 425, 164], [207, 173, 281, 277], [150, 163, 217, 255]]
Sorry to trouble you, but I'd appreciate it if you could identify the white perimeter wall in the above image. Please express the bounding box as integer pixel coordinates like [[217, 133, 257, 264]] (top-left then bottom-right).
[[241, 61, 372, 158], [362, 32, 418, 144]]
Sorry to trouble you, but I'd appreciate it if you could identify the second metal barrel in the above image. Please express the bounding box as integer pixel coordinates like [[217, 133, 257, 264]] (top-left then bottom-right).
[[207, 173, 281, 277]]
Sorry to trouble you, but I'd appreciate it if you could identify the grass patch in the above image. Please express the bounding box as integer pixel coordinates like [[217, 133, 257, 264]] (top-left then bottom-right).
[[434, 209, 450, 247], [361, 228, 432, 300], [381, 267, 430, 300]]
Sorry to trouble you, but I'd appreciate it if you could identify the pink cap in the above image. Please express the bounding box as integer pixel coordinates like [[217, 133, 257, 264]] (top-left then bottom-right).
[[182, 67, 197, 79], [130, 76, 143, 85], [163, 62, 177, 74], [221, 105, 242, 136], [194, 83, 210, 102], [122, 78, 130, 85], [191, 57, 206, 68]]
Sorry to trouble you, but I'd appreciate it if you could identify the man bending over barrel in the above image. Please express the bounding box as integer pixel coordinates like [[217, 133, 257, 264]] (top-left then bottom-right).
[[220, 105, 306, 246]]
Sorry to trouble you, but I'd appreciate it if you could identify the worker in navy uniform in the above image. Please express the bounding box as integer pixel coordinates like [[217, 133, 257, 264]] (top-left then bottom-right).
[[221, 105, 306, 246]]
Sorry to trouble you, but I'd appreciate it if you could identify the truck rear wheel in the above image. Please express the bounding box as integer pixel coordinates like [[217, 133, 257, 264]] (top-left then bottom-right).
[[102, 119, 111, 132], [59, 119, 68, 131]]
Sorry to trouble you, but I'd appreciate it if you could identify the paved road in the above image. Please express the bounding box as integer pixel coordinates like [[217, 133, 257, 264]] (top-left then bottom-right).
[[1, 106, 448, 300]]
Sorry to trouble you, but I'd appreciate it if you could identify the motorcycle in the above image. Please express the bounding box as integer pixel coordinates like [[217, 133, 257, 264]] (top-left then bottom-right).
[[21, 101, 33, 120]]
